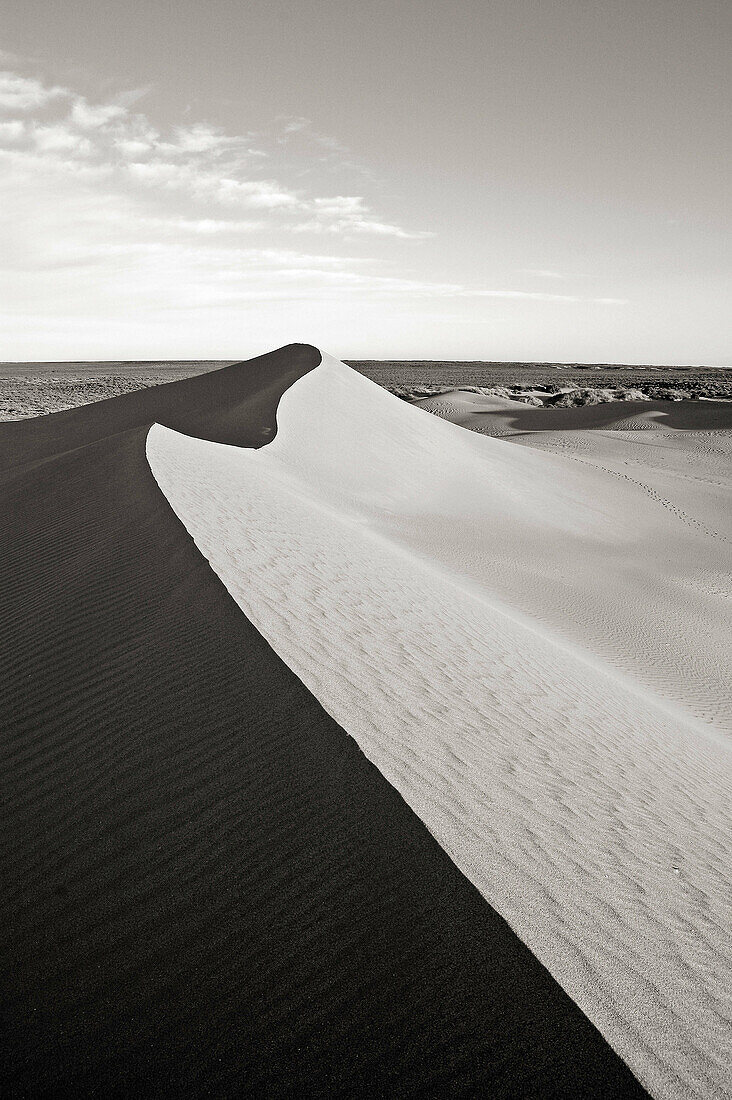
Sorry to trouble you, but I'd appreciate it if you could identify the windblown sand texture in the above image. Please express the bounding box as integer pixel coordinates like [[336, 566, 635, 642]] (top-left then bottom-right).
[[2, 346, 654, 1097], [147, 354, 731, 1100]]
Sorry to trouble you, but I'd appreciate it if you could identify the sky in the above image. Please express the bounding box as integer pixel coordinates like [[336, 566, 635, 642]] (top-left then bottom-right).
[[0, 0, 729, 362]]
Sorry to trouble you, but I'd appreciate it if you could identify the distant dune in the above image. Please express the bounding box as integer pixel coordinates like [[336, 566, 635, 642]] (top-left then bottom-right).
[[3, 346, 730, 1098], [415, 386, 732, 432]]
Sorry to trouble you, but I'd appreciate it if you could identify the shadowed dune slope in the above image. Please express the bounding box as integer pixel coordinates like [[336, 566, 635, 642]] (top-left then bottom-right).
[[0, 344, 320, 477], [0, 345, 647, 1097]]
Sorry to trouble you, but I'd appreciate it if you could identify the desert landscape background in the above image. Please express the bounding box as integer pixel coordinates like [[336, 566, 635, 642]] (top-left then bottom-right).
[[2, 359, 730, 421]]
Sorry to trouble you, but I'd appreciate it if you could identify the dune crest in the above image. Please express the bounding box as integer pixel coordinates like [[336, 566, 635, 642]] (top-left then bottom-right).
[[148, 353, 731, 1100]]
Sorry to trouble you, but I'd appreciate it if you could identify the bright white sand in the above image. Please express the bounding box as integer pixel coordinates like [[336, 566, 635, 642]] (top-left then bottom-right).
[[147, 353, 731, 1099]]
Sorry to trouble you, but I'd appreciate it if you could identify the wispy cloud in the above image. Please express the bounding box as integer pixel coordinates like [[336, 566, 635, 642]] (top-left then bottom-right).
[[70, 98, 127, 130], [273, 114, 377, 182], [294, 196, 435, 239], [520, 268, 568, 280], [0, 62, 628, 357], [0, 69, 430, 235], [474, 290, 627, 305], [0, 119, 24, 141], [142, 216, 266, 235], [0, 71, 69, 111], [113, 84, 154, 109]]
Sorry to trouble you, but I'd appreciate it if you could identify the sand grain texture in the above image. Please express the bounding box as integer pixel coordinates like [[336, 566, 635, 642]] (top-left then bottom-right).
[[148, 354, 732, 1100]]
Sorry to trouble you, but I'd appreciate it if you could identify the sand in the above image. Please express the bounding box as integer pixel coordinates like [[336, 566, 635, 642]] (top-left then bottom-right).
[[1, 345, 647, 1097], [148, 354, 731, 1100]]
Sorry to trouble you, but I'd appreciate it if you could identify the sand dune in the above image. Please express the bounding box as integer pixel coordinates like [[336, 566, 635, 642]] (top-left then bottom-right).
[[416, 386, 732, 433], [148, 354, 731, 1100], [2, 345, 650, 1096], [414, 387, 732, 733]]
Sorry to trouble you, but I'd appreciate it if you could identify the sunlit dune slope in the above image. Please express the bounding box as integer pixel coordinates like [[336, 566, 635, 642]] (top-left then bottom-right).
[[218, 355, 731, 734], [148, 354, 731, 1100]]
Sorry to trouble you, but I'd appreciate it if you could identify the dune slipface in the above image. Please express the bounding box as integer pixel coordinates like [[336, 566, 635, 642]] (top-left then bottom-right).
[[147, 354, 731, 1100], [1, 345, 653, 1097]]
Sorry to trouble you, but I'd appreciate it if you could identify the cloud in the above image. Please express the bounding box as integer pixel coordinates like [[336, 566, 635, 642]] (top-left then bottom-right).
[[170, 123, 234, 153], [124, 160, 301, 209], [8, 64, 633, 357], [473, 290, 628, 305], [313, 196, 366, 218], [276, 115, 350, 157], [114, 138, 155, 157], [0, 65, 439, 345], [113, 85, 154, 109], [70, 98, 127, 129], [521, 268, 568, 280], [0, 67, 434, 244], [0, 71, 68, 111], [0, 49, 26, 66], [0, 119, 24, 142], [215, 177, 299, 208], [346, 220, 434, 240], [280, 116, 311, 136], [273, 114, 378, 182], [33, 124, 93, 154], [474, 290, 581, 302], [295, 195, 434, 239], [147, 217, 265, 235]]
